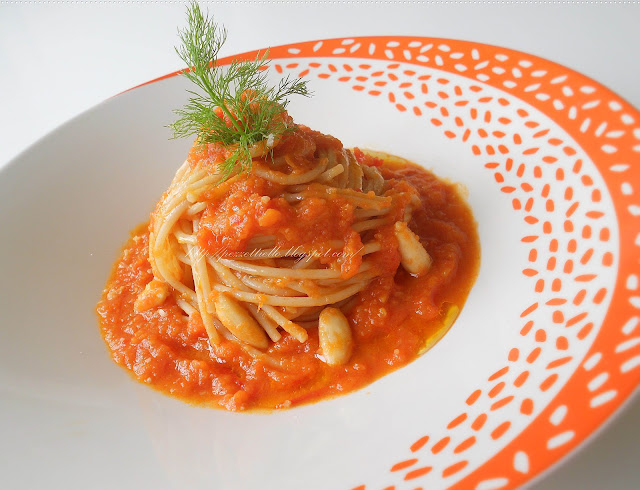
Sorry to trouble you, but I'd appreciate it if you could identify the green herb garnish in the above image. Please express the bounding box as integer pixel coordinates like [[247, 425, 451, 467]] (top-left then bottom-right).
[[170, 2, 311, 181]]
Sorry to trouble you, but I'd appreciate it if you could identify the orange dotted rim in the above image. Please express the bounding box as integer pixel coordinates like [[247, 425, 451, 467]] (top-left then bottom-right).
[[129, 36, 640, 489]]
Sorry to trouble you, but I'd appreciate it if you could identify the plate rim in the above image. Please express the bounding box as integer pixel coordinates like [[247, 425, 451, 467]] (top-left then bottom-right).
[[4, 35, 639, 490]]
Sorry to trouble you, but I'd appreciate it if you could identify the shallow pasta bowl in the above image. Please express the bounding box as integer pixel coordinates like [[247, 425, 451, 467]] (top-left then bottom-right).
[[1, 37, 639, 489]]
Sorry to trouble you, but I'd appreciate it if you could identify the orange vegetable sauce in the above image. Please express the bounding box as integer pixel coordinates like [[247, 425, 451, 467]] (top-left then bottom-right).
[[97, 153, 480, 411]]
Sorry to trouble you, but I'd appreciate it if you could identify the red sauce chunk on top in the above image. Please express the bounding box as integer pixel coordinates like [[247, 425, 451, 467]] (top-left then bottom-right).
[[196, 177, 358, 260]]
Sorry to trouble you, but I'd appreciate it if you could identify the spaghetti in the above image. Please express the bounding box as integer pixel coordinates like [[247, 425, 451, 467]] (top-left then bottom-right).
[[141, 124, 423, 362]]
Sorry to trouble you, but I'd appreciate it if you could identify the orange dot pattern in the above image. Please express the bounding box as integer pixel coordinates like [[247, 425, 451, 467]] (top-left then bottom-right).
[[264, 38, 639, 490]]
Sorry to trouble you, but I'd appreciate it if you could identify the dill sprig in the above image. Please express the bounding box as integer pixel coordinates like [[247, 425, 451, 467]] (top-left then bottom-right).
[[169, 2, 311, 181]]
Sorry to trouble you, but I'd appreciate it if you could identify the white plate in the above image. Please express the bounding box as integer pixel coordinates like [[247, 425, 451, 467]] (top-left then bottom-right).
[[1, 37, 639, 489]]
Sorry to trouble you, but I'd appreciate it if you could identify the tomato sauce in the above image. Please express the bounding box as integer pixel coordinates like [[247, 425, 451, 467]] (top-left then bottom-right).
[[196, 175, 357, 261], [97, 156, 480, 411]]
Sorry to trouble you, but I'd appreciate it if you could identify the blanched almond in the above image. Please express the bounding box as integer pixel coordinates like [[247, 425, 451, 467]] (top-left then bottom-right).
[[394, 221, 432, 277], [318, 307, 353, 366], [214, 292, 269, 350], [134, 279, 169, 312]]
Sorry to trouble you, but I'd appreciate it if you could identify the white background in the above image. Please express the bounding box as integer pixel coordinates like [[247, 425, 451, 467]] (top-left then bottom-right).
[[0, 1, 638, 488]]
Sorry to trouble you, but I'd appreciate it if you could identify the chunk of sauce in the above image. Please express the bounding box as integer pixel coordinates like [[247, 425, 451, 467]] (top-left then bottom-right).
[[97, 155, 480, 411]]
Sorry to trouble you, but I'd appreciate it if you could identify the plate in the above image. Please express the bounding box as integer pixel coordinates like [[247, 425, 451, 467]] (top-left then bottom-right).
[[1, 37, 639, 489]]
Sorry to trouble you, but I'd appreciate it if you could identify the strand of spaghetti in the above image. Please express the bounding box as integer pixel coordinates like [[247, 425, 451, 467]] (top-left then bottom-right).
[[209, 255, 299, 297], [183, 165, 225, 188], [175, 250, 191, 265], [174, 230, 197, 245], [165, 167, 196, 195], [186, 201, 207, 217], [176, 298, 197, 316], [185, 170, 228, 194], [190, 244, 216, 311], [283, 190, 391, 210], [182, 171, 237, 203], [168, 159, 191, 187], [285, 267, 380, 290], [289, 307, 322, 323], [335, 150, 350, 188], [156, 258, 197, 303], [319, 147, 344, 187], [218, 257, 371, 279], [313, 269, 379, 289], [280, 241, 380, 262], [206, 258, 245, 289], [260, 257, 277, 267], [152, 200, 190, 253], [176, 236, 196, 267], [364, 178, 385, 194], [317, 147, 335, 168], [260, 305, 308, 342], [354, 207, 390, 219], [292, 255, 316, 269], [280, 306, 303, 319], [160, 165, 206, 211], [237, 241, 344, 260], [284, 304, 308, 317], [236, 275, 302, 297], [362, 242, 382, 254], [287, 183, 386, 199], [347, 151, 364, 190], [178, 218, 193, 235], [238, 341, 281, 366], [306, 270, 379, 294], [186, 229, 220, 344], [279, 278, 340, 298], [246, 304, 282, 342], [246, 134, 282, 159], [283, 154, 301, 170], [339, 195, 392, 210], [246, 235, 276, 249], [254, 161, 328, 185], [271, 258, 296, 268], [318, 163, 344, 182], [352, 218, 392, 233], [232, 245, 312, 260], [185, 177, 226, 202], [175, 162, 210, 186], [212, 281, 369, 307], [160, 168, 212, 211]]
